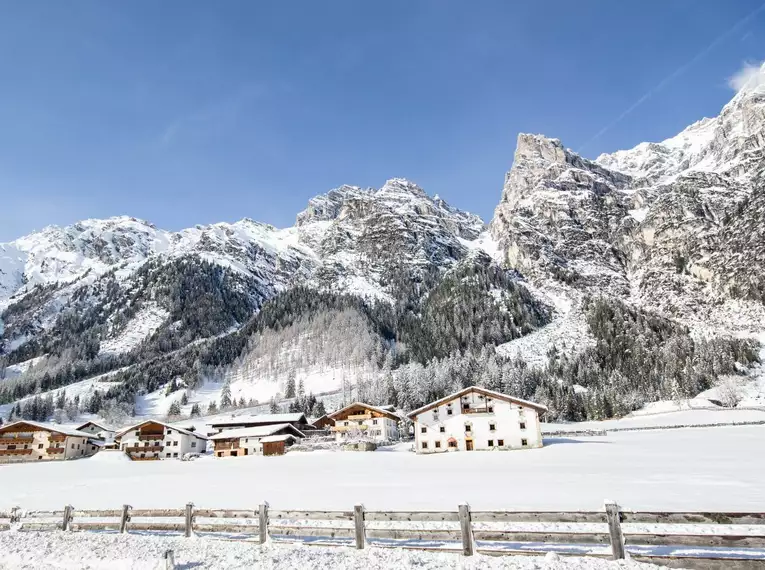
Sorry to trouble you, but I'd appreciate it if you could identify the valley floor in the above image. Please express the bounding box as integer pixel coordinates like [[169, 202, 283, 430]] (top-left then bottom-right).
[[1, 425, 763, 512]]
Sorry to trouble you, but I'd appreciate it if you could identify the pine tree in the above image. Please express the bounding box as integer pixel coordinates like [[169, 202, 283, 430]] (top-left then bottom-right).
[[207, 401, 218, 414], [180, 392, 189, 406], [56, 390, 66, 410], [314, 400, 327, 417], [269, 397, 279, 414], [167, 401, 182, 417], [238, 396, 246, 408], [220, 380, 232, 410], [190, 403, 201, 417], [285, 372, 296, 399]]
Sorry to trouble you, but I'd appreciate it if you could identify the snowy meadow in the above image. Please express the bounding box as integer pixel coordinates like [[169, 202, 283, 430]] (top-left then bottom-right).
[[1, 426, 763, 512]]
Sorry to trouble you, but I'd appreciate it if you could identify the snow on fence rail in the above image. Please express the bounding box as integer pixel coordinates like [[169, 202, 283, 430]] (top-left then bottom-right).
[[1, 503, 764, 569]]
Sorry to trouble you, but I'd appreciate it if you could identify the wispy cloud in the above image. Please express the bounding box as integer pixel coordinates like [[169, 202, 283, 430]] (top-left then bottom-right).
[[157, 82, 270, 149], [578, 1, 765, 154], [728, 59, 765, 92]]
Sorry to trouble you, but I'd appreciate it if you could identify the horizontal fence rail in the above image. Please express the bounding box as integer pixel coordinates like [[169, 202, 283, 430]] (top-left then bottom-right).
[[1, 502, 764, 569]]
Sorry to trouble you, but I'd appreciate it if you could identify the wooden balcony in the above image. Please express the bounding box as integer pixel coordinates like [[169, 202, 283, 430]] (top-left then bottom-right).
[[125, 445, 163, 453], [0, 437, 34, 444], [48, 434, 67, 442], [46, 447, 65, 454], [0, 449, 33, 456], [138, 433, 164, 441], [347, 413, 372, 421], [213, 441, 239, 451]]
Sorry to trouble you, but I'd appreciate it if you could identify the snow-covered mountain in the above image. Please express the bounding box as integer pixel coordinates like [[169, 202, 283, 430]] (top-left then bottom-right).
[[2, 65, 765, 424]]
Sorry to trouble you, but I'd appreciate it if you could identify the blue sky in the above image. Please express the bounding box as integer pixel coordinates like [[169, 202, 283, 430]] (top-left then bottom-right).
[[1, 1, 765, 241]]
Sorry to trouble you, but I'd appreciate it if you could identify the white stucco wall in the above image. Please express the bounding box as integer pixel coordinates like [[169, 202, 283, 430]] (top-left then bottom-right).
[[334, 416, 399, 443], [412, 391, 543, 454]]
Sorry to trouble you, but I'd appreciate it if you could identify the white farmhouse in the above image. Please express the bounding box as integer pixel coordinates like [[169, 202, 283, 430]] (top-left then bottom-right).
[[328, 402, 401, 443], [75, 421, 116, 443], [407, 386, 546, 454], [115, 420, 208, 460], [209, 423, 305, 457]]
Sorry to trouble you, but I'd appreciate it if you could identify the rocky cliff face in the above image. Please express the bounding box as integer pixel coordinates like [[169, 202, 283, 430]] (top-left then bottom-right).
[[490, 66, 765, 338]]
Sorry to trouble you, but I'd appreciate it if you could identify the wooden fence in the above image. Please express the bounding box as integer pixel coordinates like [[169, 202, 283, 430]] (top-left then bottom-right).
[[1, 502, 764, 569]]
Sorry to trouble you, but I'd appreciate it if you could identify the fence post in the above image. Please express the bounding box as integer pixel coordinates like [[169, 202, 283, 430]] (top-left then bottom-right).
[[119, 504, 131, 534], [458, 503, 474, 556], [259, 502, 269, 545], [184, 503, 194, 538], [62, 505, 73, 532], [604, 501, 625, 560], [163, 549, 175, 570], [353, 504, 366, 549], [9, 507, 20, 524]]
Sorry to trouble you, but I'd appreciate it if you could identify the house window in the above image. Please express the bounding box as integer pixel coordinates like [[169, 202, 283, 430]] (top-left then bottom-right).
[[23, 444, 28, 449], [166, 453, 172, 458], [462, 403, 469, 410], [7, 445, 16, 450], [488, 440, 494, 447], [420, 427, 427, 434], [488, 406, 494, 413], [191, 442, 196, 448], [421, 442, 428, 449], [498, 439, 504, 446], [439, 426, 445, 433], [135, 432, 139, 437], [71, 444, 75, 450], [447, 408, 453, 415], [38, 444, 43, 449], [489, 423, 496, 432], [520, 422, 526, 430], [344, 421, 349, 426], [448, 440, 457, 449], [521, 439, 528, 446], [91, 446, 96, 451], [173, 453, 178, 458], [373, 419, 378, 425], [464, 424, 472, 433], [435, 441, 441, 448], [173, 441, 178, 446]]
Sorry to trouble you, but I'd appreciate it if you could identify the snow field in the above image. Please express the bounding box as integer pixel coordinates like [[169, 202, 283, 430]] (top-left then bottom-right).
[[1, 426, 763, 512], [0, 532, 667, 570]]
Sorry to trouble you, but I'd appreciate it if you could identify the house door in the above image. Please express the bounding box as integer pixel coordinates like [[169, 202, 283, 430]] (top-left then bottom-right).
[[465, 439, 474, 451], [244, 448, 249, 456]]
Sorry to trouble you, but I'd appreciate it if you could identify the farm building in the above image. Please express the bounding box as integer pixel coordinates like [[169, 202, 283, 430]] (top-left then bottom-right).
[[0, 421, 100, 463], [407, 386, 546, 454], [115, 420, 208, 460], [75, 421, 116, 443], [328, 402, 401, 443], [207, 412, 315, 434], [209, 423, 305, 457]]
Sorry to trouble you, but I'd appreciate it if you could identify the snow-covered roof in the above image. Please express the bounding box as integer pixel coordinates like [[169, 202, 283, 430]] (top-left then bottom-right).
[[328, 402, 401, 421], [75, 420, 115, 433], [207, 413, 308, 428], [115, 420, 208, 440], [407, 386, 548, 419], [208, 423, 305, 441], [259, 434, 298, 443], [0, 420, 94, 439]]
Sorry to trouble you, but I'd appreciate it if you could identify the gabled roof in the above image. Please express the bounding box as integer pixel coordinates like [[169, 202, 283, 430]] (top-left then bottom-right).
[[209, 423, 305, 441], [328, 402, 400, 422], [115, 420, 208, 440], [0, 420, 93, 439], [75, 420, 115, 433], [407, 386, 548, 420], [208, 412, 308, 428]]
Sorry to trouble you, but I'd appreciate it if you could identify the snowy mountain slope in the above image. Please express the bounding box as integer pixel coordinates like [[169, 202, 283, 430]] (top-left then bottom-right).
[[489, 64, 765, 340]]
